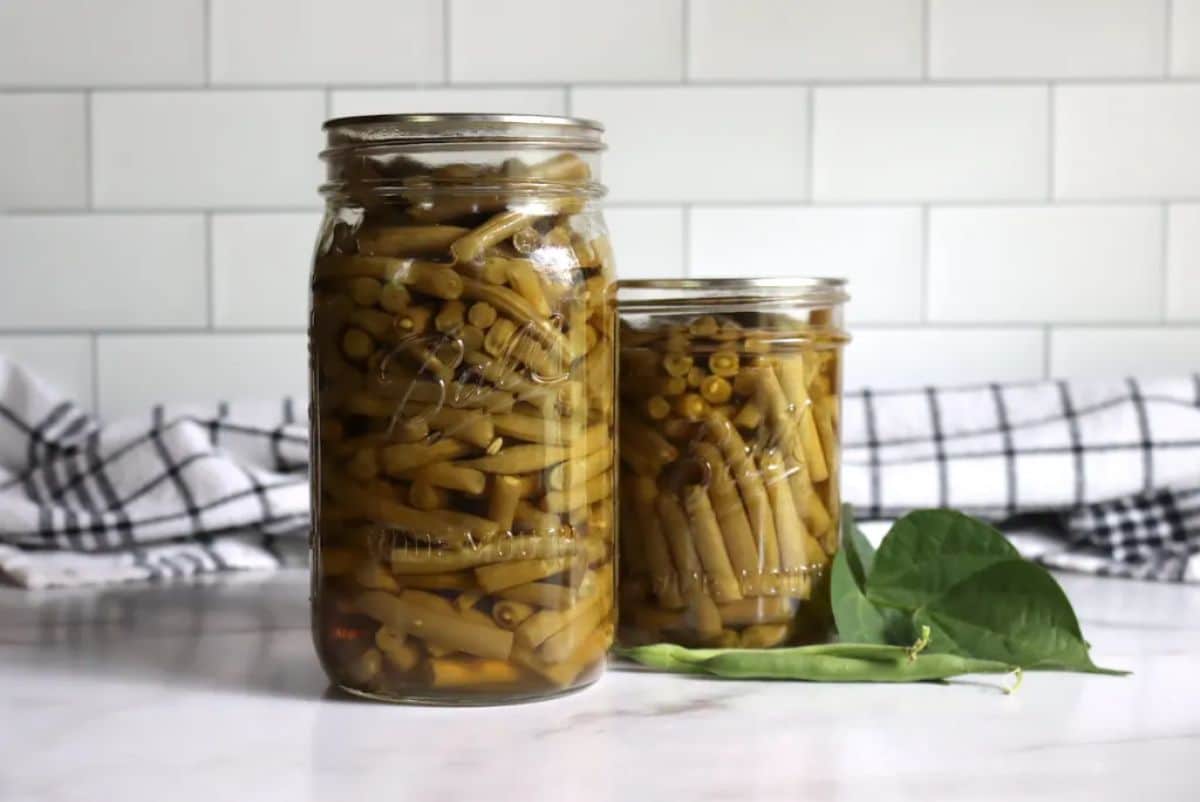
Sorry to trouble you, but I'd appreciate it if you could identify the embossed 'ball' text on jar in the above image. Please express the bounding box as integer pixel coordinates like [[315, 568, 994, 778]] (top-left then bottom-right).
[[309, 115, 617, 704], [616, 279, 849, 650]]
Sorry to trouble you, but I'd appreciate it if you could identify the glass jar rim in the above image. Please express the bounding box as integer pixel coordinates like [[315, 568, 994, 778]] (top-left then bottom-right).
[[321, 113, 606, 153], [618, 277, 849, 312]]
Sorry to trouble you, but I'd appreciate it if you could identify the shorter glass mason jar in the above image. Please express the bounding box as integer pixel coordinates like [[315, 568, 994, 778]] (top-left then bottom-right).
[[310, 115, 617, 704], [616, 279, 849, 649]]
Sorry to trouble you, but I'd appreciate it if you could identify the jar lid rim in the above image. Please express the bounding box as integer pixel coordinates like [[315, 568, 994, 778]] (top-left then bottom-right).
[[619, 277, 846, 290], [618, 277, 849, 309], [321, 113, 606, 155], [323, 113, 604, 132]]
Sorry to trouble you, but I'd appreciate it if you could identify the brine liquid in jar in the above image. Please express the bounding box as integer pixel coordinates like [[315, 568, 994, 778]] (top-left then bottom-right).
[[616, 280, 849, 650], [310, 115, 616, 704]]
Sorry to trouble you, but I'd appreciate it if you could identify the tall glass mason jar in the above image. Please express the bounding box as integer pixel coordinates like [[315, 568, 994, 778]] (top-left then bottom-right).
[[616, 279, 848, 650], [310, 115, 616, 704]]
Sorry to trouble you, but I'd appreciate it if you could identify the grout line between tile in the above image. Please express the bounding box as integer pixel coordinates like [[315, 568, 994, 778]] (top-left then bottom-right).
[[90, 333, 100, 413], [681, 0, 690, 82], [8, 198, 1197, 215], [203, 0, 212, 85], [1165, 0, 1174, 77], [1047, 84, 1056, 200], [2, 322, 1193, 337], [7, 78, 1200, 93], [848, 321, 1200, 332], [1161, 203, 1171, 322], [83, 91, 93, 209], [805, 87, 816, 201], [443, 0, 452, 83], [204, 212, 214, 329], [6, 206, 322, 216], [1043, 325, 1053, 379], [681, 204, 692, 276], [920, 205, 931, 321], [922, 0, 932, 79], [0, 327, 308, 336]]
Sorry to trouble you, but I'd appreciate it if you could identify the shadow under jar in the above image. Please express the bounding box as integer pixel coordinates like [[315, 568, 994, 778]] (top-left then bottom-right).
[[616, 279, 849, 650], [310, 115, 617, 705]]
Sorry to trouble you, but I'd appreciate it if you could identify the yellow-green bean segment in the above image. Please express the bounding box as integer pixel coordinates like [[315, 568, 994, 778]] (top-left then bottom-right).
[[617, 310, 843, 651]]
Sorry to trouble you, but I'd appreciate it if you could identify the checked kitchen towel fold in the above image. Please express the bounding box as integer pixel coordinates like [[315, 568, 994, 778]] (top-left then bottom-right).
[[0, 360, 309, 588], [0, 357, 1197, 588], [842, 376, 1200, 582]]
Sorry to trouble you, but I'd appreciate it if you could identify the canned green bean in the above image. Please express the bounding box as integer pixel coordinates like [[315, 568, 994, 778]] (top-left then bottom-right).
[[616, 279, 850, 650], [310, 115, 616, 705]]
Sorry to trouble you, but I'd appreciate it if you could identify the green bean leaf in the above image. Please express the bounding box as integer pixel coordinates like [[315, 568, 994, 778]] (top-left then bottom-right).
[[839, 503, 876, 588], [913, 559, 1128, 675], [832, 507, 914, 645], [831, 548, 890, 644], [831, 554, 915, 646], [867, 509, 1020, 611]]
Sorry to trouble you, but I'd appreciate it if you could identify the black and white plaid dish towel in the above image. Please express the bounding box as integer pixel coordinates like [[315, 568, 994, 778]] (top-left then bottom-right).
[[843, 376, 1200, 582], [0, 360, 309, 588], [1, 358, 1197, 588]]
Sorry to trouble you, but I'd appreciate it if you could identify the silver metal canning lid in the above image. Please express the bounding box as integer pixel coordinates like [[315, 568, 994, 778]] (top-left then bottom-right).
[[321, 113, 605, 151], [618, 278, 849, 311]]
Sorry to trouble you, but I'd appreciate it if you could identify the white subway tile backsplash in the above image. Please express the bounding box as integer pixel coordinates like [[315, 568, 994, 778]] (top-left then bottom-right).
[[0, 0, 1197, 395], [0, 94, 86, 210], [929, 206, 1164, 323], [0, 336, 95, 409], [0, 0, 204, 87], [0, 215, 206, 329], [1167, 205, 1200, 321], [688, 0, 922, 80], [1050, 328, 1200, 378], [92, 91, 325, 209], [212, 213, 323, 329], [573, 87, 807, 202], [689, 207, 923, 322], [813, 87, 1048, 202], [930, 0, 1166, 79], [845, 328, 1046, 390], [330, 89, 565, 119], [211, 0, 442, 85], [1056, 85, 1200, 200], [1172, 0, 1200, 75], [450, 0, 682, 83], [97, 334, 308, 419], [604, 207, 685, 280]]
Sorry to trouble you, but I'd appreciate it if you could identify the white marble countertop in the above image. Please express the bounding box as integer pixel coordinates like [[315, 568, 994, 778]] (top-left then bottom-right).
[[2, 570, 1197, 802]]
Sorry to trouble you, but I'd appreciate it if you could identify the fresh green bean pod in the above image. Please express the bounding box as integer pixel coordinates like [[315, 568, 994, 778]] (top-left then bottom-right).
[[616, 642, 1016, 684], [698, 651, 1016, 682], [615, 627, 1020, 686]]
